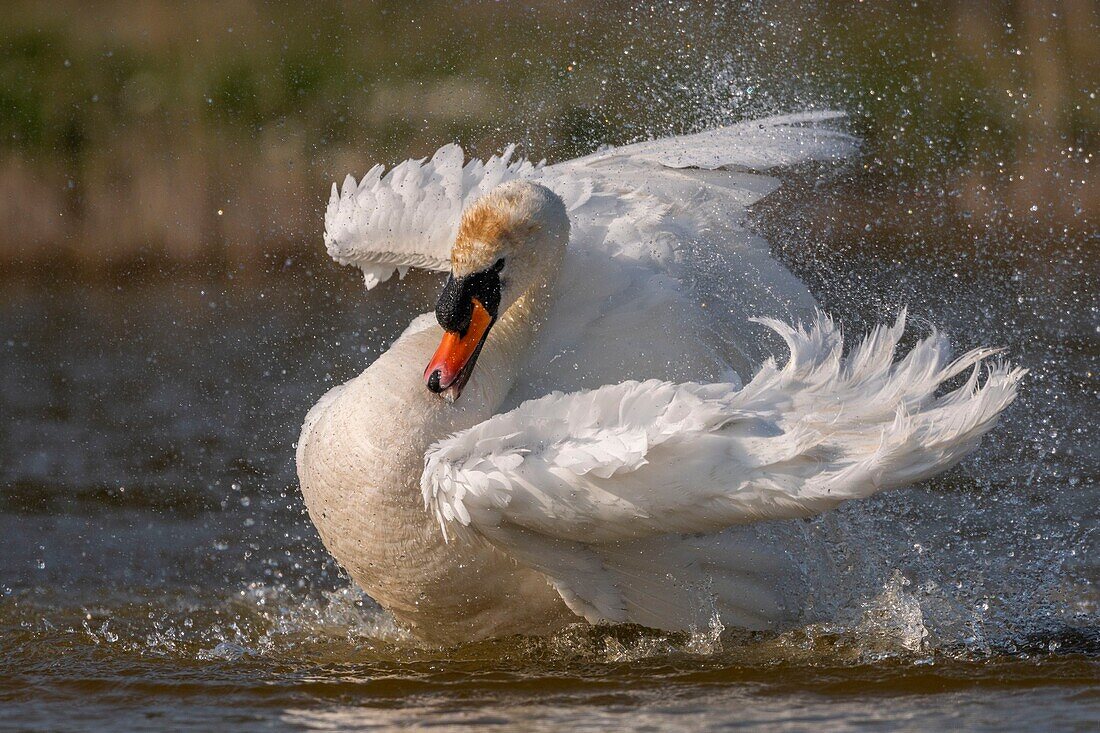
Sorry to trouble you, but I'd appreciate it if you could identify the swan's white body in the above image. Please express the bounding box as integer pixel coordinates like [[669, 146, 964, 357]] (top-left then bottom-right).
[[297, 112, 1022, 643]]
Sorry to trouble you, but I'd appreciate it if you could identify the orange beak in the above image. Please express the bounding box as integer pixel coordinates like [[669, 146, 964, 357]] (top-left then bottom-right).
[[424, 298, 495, 401]]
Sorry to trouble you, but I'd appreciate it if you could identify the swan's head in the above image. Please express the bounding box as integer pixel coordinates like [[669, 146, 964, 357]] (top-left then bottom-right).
[[424, 180, 569, 401]]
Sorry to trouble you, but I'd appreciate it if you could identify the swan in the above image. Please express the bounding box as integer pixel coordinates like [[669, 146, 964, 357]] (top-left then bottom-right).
[[297, 111, 1023, 643]]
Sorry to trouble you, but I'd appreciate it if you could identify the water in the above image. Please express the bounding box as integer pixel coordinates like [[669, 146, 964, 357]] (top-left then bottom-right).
[[2, 186, 1097, 729]]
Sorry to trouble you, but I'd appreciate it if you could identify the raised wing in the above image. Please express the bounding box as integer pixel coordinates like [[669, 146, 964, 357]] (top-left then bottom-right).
[[323, 112, 856, 298], [324, 145, 536, 287], [560, 110, 857, 172], [423, 313, 1023, 626], [528, 111, 860, 405]]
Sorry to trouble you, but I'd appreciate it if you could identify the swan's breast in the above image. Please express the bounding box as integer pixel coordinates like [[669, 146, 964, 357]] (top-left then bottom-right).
[[296, 326, 569, 639]]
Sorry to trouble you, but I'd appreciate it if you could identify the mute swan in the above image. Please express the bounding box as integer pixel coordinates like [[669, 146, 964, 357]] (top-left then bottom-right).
[[297, 112, 1023, 643]]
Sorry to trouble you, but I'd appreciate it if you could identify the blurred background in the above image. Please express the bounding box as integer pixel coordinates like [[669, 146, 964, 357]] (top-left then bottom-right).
[[1, 0, 1095, 276]]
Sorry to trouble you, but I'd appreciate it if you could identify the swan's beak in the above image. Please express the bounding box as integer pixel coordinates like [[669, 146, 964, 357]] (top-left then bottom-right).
[[424, 298, 495, 402]]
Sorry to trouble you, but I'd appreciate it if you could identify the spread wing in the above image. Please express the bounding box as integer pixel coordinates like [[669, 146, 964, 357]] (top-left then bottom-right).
[[322, 111, 856, 304], [324, 144, 540, 287], [422, 314, 1024, 627], [543, 111, 859, 377], [322, 144, 597, 288]]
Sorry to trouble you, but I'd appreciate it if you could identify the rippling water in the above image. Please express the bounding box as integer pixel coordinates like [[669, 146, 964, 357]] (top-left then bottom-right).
[[1, 183, 1097, 730]]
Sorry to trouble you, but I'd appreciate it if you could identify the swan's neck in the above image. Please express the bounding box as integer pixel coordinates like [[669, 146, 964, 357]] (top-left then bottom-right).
[[468, 270, 558, 403], [296, 264, 566, 629], [301, 265, 558, 539]]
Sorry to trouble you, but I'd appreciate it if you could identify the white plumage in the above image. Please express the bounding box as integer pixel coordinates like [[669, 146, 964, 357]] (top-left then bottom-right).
[[297, 111, 1022, 642], [420, 313, 1023, 626], [324, 144, 593, 288]]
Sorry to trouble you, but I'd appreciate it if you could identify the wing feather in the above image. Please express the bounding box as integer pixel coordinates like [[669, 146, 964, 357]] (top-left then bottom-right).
[[556, 110, 858, 173], [323, 144, 545, 287], [323, 111, 855, 294], [423, 313, 1023, 627]]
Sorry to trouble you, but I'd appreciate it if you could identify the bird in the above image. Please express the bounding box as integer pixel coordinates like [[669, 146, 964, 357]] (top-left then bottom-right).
[[296, 111, 1023, 644]]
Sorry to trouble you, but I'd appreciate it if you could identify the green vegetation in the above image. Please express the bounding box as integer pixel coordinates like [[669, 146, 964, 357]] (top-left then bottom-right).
[[0, 0, 1095, 273]]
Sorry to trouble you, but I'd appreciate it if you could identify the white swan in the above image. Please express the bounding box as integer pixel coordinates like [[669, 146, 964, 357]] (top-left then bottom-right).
[[297, 112, 1023, 643]]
